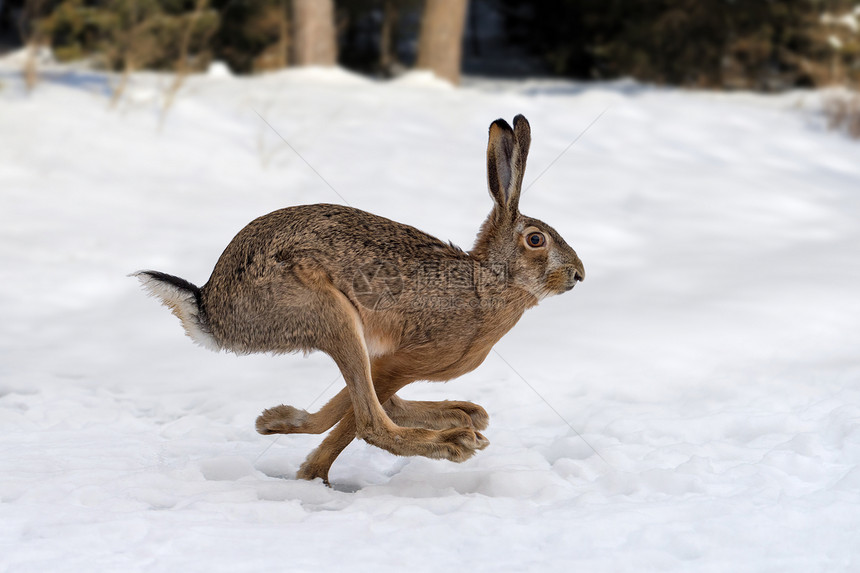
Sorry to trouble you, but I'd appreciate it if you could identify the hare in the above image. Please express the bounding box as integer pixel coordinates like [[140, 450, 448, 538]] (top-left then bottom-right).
[[133, 115, 584, 484]]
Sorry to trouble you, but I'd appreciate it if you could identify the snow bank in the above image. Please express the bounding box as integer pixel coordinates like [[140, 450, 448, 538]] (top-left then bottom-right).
[[1, 63, 858, 572]]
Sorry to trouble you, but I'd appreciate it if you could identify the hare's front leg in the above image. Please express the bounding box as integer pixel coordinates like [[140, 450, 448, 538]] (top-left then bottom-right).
[[384, 396, 489, 431], [258, 391, 490, 483], [255, 390, 488, 437], [256, 389, 351, 435]]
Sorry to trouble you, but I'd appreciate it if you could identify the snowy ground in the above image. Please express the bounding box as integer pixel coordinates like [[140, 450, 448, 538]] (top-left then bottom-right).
[[1, 59, 859, 572]]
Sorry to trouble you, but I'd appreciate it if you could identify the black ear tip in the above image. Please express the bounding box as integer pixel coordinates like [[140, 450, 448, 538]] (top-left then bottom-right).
[[513, 114, 530, 129], [490, 118, 513, 133]]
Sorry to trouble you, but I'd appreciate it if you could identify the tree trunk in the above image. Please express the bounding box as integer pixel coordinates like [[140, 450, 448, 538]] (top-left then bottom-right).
[[291, 0, 337, 66], [379, 0, 399, 75], [20, 0, 47, 92], [415, 0, 469, 85], [277, 0, 290, 68]]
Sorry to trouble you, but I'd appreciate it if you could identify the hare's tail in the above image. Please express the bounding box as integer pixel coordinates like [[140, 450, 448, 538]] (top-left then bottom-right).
[[131, 270, 220, 352]]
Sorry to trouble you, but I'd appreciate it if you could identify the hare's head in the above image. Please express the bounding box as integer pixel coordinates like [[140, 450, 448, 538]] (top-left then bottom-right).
[[472, 115, 585, 301]]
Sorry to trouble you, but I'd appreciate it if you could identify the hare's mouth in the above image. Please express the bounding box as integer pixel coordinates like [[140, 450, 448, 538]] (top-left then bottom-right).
[[544, 266, 584, 295], [561, 265, 585, 291]]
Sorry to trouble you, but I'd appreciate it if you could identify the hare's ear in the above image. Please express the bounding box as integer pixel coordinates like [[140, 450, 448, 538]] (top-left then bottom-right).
[[486, 115, 531, 216], [512, 114, 531, 191]]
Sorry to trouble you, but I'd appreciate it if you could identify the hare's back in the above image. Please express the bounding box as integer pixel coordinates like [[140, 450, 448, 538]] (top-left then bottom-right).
[[206, 203, 463, 292], [247, 203, 454, 261], [200, 204, 466, 353]]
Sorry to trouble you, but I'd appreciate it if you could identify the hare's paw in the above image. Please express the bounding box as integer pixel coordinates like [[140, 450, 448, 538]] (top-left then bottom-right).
[[421, 401, 489, 431], [434, 427, 490, 462], [446, 401, 489, 431], [363, 425, 490, 463], [256, 404, 309, 435], [296, 459, 331, 485], [386, 399, 490, 431]]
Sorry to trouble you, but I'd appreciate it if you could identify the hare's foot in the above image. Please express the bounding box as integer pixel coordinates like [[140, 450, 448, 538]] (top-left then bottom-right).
[[384, 396, 489, 431], [361, 424, 490, 463], [256, 404, 309, 435], [296, 412, 362, 485], [296, 458, 331, 484]]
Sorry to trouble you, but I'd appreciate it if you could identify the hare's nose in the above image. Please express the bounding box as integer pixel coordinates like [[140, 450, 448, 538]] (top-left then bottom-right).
[[571, 259, 585, 283], [561, 265, 585, 292]]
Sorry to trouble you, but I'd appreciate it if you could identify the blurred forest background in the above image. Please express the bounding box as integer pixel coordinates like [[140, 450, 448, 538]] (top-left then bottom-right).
[[2, 0, 859, 134], [2, 0, 859, 88]]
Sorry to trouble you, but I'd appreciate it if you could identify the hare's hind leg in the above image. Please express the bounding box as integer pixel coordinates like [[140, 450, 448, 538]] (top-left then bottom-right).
[[291, 268, 488, 464], [273, 261, 489, 472], [384, 396, 489, 431], [303, 276, 489, 462]]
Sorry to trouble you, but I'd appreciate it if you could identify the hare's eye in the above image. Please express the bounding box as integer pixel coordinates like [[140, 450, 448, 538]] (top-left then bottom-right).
[[526, 232, 546, 248]]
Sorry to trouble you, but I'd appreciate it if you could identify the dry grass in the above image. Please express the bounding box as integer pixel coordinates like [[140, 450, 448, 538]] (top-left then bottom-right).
[[823, 91, 860, 139]]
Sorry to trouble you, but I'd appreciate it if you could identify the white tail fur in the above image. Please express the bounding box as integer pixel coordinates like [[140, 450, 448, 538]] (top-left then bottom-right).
[[131, 270, 220, 352]]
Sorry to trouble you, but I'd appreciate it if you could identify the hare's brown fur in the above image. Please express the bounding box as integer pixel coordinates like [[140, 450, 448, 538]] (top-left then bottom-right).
[[134, 115, 584, 484]]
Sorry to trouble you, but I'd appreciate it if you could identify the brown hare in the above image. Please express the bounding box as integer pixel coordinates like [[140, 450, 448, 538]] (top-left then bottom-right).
[[133, 115, 584, 484]]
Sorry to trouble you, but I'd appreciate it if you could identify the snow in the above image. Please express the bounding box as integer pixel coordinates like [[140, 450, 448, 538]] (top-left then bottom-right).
[[206, 61, 233, 79], [2, 59, 859, 572], [821, 10, 859, 33]]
